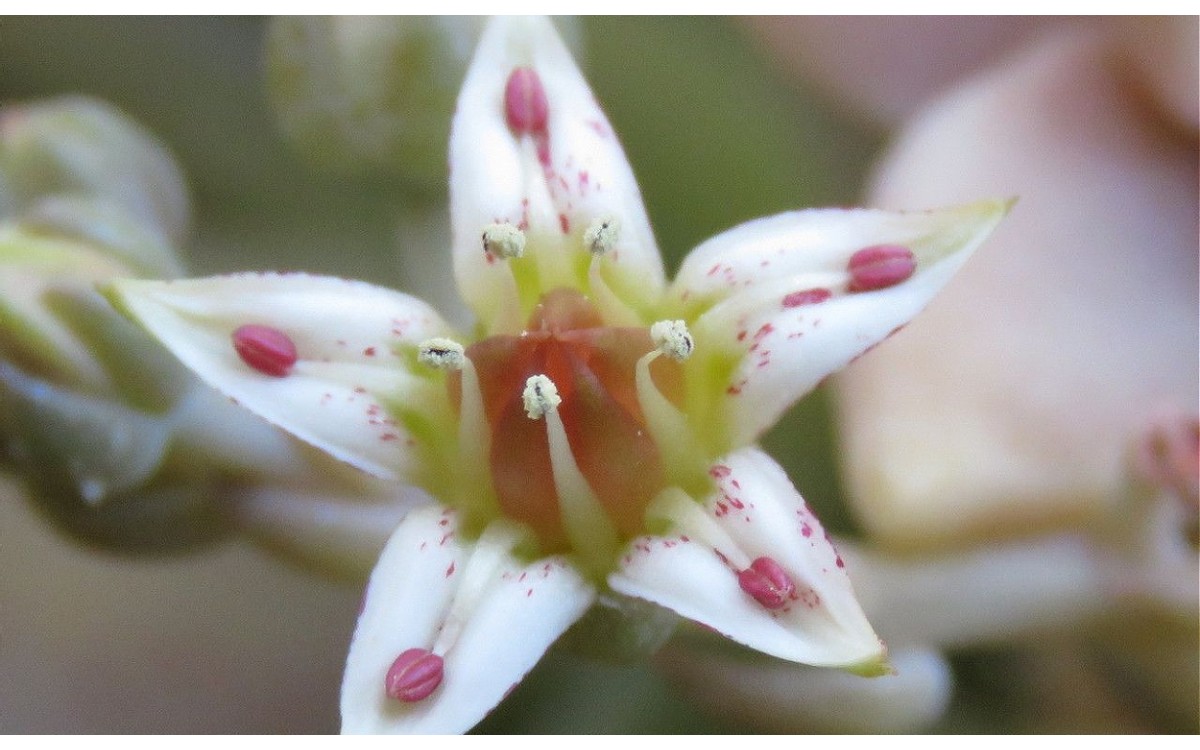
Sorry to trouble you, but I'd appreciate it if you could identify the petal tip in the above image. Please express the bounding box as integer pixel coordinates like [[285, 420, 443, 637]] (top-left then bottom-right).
[[844, 644, 893, 678]]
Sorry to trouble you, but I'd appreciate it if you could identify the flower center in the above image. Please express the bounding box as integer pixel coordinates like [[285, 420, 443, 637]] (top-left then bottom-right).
[[450, 289, 684, 555]]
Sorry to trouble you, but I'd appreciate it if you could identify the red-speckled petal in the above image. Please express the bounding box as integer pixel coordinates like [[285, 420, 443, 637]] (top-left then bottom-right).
[[450, 16, 664, 328], [107, 273, 456, 479], [670, 201, 1007, 446], [608, 447, 886, 671], [341, 507, 595, 734]]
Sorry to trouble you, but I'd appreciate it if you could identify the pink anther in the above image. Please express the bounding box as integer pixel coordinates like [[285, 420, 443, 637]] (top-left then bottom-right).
[[737, 556, 796, 610], [384, 648, 444, 703], [232, 324, 297, 377], [505, 67, 549, 135], [847, 244, 916, 292]]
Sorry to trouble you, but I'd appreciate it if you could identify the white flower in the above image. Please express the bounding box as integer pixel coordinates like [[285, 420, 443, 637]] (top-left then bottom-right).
[[107, 17, 1006, 734]]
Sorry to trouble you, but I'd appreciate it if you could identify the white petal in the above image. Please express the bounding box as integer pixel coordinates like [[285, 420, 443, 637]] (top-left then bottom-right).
[[449, 16, 663, 327], [339, 506, 463, 733], [672, 201, 1007, 446], [342, 507, 595, 734], [608, 447, 885, 671], [107, 273, 456, 479]]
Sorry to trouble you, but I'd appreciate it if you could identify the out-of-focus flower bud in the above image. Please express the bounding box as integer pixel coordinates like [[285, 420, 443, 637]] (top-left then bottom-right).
[[1, 361, 172, 507], [0, 224, 177, 397], [0, 96, 190, 248], [265, 16, 582, 191], [24, 194, 184, 278], [0, 97, 327, 553]]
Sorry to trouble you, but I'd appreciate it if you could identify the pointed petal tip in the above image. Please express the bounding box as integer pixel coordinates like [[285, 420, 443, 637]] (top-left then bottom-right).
[[953, 195, 1015, 232], [845, 646, 893, 678], [609, 448, 884, 670], [677, 197, 1013, 446], [101, 276, 149, 323]]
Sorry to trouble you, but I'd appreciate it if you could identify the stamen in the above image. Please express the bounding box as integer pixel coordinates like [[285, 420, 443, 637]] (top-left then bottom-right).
[[586, 254, 642, 326], [504, 67, 549, 134], [417, 338, 466, 370], [522, 374, 561, 420], [847, 244, 916, 292], [635, 332, 699, 484], [519, 372, 620, 573], [482, 222, 526, 260], [455, 355, 498, 519], [649, 320, 694, 362], [432, 522, 527, 656], [384, 648, 444, 702], [232, 324, 297, 377], [737, 556, 796, 610], [583, 216, 620, 255], [645, 487, 749, 570]]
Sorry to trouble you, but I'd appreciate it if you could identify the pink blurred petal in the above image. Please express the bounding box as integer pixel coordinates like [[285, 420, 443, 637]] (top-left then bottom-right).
[[836, 32, 1198, 549]]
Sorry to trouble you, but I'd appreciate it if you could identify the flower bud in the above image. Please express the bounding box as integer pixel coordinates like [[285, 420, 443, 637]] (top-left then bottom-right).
[[0, 96, 190, 247], [0, 223, 182, 402], [23, 194, 184, 278], [0, 361, 233, 553], [265, 16, 583, 191], [0, 361, 172, 506]]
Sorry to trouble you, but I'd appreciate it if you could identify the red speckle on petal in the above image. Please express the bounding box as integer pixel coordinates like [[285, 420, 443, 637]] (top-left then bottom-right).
[[782, 288, 832, 308], [363, 346, 377, 357], [709, 465, 732, 479], [558, 213, 570, 234], [232, 324, 297, 377], [385, 648, 444, 702], [848, 244, 916, 292], [505, 67, 548, 134], [738, 556, 796, 610], [535, 135, 552, 168]]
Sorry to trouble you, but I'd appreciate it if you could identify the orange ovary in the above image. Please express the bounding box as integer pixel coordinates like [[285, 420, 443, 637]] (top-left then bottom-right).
[[453, 289, 682, 552]]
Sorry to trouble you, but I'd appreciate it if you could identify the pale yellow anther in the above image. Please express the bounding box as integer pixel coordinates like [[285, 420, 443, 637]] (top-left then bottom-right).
[[417, 337, 466, 370], [583, 216, 620, 255], [482, 222, 526, 259], [522, 374, 561, 420], [650, 319, 694, 362]]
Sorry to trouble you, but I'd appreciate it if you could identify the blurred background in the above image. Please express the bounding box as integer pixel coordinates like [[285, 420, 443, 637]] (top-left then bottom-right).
[[0, 16, 1195, 733]]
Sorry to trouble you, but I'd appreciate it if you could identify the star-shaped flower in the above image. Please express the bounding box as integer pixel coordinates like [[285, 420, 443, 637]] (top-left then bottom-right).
[[108, 17, 1006, 733]]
